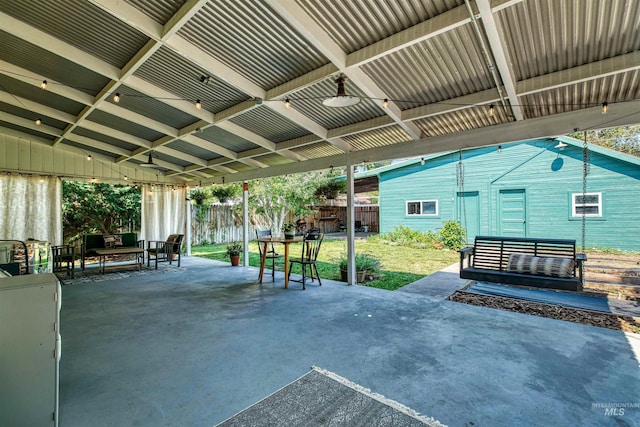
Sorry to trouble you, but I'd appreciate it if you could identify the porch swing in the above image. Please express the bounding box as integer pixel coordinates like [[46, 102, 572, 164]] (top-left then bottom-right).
[[458, 137, 589, 291]]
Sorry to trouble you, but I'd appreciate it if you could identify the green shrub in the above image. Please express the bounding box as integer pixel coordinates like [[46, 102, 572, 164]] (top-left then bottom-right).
[[379, 225, 438, 249], [336, 252, 382, 273], [438, 221, 466, 250]]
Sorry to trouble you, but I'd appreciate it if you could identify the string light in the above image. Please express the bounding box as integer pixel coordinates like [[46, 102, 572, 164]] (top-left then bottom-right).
[[40, 80, 47, 89], [497, 145, 502, 153], [420, 157, 425, 166], [601, 101, 608, 114], [488, 104, 495, 117], [124, 175, 128, 181], [113, 93, 120, 103], [383, 99, 389, 108], [87, 154, 92, 161], [195, 99, 202, 109], [34, 118, 42, 125], [284, 98, 291, 109]]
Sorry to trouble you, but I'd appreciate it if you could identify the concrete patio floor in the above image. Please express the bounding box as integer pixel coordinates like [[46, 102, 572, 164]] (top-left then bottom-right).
[[59, 256, 640, 427]]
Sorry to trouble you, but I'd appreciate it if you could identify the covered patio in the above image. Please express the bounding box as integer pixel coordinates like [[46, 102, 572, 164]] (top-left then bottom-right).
[[59, 257, 640, 426]]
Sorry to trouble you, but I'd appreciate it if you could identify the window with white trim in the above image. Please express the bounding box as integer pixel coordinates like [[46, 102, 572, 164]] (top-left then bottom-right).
[[572, 192, 602, 217], [406, 200, 438, 216]]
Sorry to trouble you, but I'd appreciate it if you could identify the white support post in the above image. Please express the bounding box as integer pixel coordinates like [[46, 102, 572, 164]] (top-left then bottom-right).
[[185, 197, 192, 256], [346, 161, 356, 285], [242, 181, 249, 266]]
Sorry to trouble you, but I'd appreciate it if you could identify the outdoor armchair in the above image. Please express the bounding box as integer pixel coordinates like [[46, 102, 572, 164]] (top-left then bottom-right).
[[146, 234, 184, 269]]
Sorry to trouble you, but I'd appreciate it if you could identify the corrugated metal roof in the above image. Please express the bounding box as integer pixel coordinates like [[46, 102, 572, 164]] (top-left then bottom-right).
[[63, 140, 119, 160], [229, 106, 312, 143], [498, 0, 640, 81], [87, 110, 165, 142], [362, 24, 494, 107], [0, 101, 67, 130], [108, 85, 199, 130], [0, 120, 56, 141], [520, 71, 640, 120], [0, 0, 149, 69], [253, 153, 295, 167], [0, 30, 109, 96], [133, 46, 250, 114], [341, 125, 413, 151], [197, 126, 258, 153], [297, 0, 464, 53], [71, 128, 140, 152], [290, 141, 344, 159], [124, 0, 186, 25], [166, 139, 222, 161], [1, 0, 638, 183], [178, 0, 329, 89], [288, 77, 386, 129], [413, 107, 502, 137]]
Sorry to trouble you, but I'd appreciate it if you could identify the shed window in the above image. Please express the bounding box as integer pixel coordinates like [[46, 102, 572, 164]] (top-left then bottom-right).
[[572, 192, 602, 217], [406, 200, 438, 216]]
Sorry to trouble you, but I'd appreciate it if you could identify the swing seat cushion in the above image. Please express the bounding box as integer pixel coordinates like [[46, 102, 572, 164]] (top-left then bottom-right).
[[506, 253, 575, 278]]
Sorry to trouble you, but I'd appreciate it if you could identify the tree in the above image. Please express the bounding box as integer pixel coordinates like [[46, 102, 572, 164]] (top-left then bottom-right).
[[568, 125, 640, 157], [248, 173, 325, 233], [62, 181, 141, 242]]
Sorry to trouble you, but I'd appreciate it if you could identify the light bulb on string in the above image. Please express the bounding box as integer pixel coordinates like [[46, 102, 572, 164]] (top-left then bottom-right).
[[383, 99, 389, 108], [284, 98, 291, 109], [601, 102, 608, 114], [196, 99, 202, 109], [113, 93, 120, 103], [40, 80, 47, 89], [488, 104, 495, 117], [87, 154, 92, 161], [35, 118, 42, 125]]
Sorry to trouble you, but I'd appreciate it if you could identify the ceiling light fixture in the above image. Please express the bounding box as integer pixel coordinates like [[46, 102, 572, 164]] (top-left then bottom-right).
[[322, 74, 360, 108], [196, 99, 202, 109], [554, 141, 568, 150], [140, 152, 157, 168], [113, 93, 120, 103], [199, 75, 211, 84], [40, 80, 47, 89]]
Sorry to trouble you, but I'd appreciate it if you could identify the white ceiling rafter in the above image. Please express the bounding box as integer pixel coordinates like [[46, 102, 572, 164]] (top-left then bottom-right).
[[474, 0, 524, 121]]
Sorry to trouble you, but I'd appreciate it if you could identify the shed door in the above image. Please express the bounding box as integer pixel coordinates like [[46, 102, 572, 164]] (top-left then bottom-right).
[[498, 189, 526, 237], [456, 191, 480, 243]]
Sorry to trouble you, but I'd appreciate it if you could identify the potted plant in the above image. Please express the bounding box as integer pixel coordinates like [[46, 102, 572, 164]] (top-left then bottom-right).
[[337, 252, 382, 282], [190, 188, 208, 205], [282, 223, 295, 239], [211, 185, 239, 203], [225, 241, 243, 266]]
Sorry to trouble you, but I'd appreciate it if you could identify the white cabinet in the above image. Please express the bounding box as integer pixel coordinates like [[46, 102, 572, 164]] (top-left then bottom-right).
[[0, 273, 61, 427]]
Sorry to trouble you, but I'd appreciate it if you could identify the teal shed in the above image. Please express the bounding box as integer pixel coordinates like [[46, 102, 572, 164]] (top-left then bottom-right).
[[370, 137, 640, 251]]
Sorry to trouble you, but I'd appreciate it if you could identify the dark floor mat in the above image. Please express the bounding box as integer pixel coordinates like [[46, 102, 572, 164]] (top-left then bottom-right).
[[467, 282, 611, 313]]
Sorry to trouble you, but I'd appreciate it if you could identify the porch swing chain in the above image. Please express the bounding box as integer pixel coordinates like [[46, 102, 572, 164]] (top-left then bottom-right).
[[456, 150, 467, 241], [581, 131, 588, 251]]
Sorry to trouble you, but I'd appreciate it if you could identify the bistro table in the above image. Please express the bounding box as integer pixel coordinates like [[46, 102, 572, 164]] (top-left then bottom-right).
[[257, 236, 303, 289]]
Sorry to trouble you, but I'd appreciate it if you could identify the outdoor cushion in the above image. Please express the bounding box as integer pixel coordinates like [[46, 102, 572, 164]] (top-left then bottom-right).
[[103, 235, 116, 248], [507, 253, 574, 278]]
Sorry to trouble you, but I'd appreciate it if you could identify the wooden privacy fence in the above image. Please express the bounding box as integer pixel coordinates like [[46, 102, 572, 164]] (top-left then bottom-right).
[[191, 204, 380, 245], [295, 205, 379, 233], [191, 204, 267, 245]]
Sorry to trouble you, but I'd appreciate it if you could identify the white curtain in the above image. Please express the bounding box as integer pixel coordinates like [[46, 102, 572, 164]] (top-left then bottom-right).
[[0, 175, 62, 245], [140, 184, 187, 243]]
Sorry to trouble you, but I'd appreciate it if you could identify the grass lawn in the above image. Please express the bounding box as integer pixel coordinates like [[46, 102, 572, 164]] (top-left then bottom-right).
[[191, 237, 459, 290]]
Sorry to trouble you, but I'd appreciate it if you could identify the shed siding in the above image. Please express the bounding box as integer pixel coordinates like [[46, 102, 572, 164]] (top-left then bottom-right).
[[380, 139, 640, 251]]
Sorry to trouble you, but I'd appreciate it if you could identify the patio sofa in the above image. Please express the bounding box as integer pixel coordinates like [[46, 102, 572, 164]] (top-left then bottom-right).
[[81, 232, 144, 270]]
